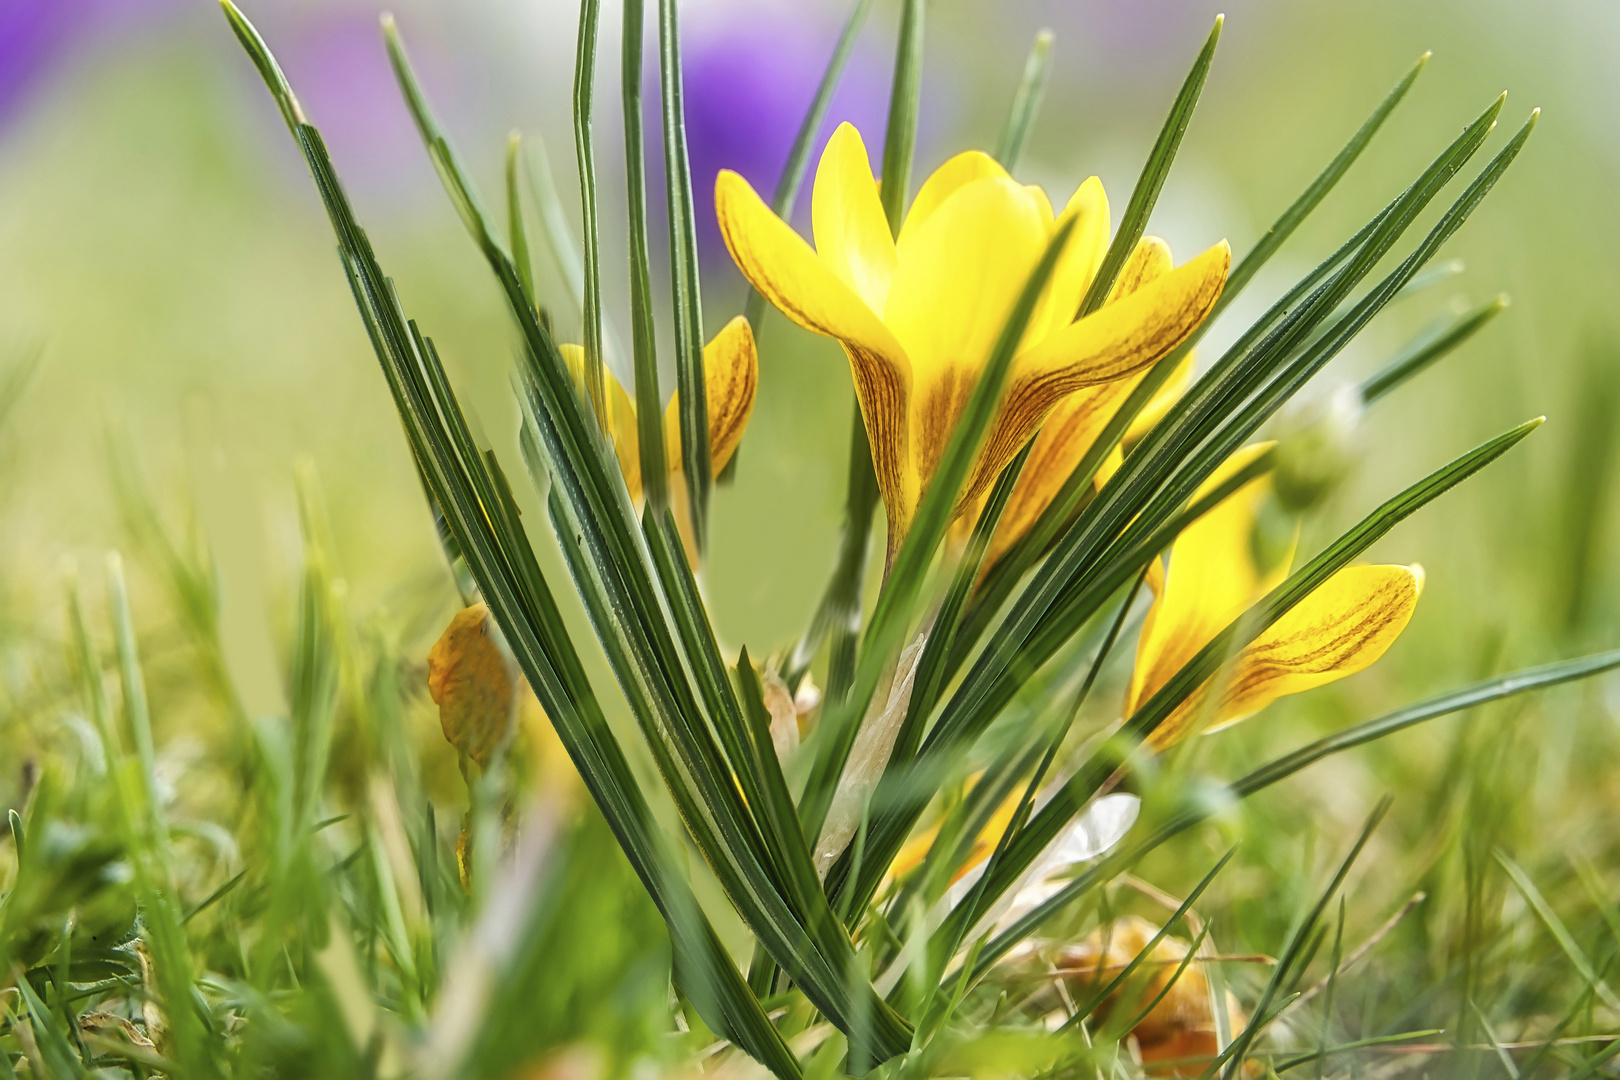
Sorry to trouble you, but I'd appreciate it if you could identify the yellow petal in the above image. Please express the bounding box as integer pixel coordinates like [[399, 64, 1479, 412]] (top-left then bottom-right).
[[1013, 240, 1229, 394], [888, 819, 940, 883], [885, 175, 1049, 496], [1107, 236, 1174, 301], [898, 149, 1013, 247], [957, 240, 1223, 524], [884, 773, 1018, 886], [717, 169, 895, 352], [1125, 442, 1284, 718], [1092, 442, 1126, 491], [559, 343, 642, 498], [981, 236, 1181, 564], [662, 315, 759, 477], [1032, 176, 1110, 341], [716, 169, 916, 539], [1148, 564, 1424, 748], [984, 381, 1128, 568], [812, 123, 897, 314]]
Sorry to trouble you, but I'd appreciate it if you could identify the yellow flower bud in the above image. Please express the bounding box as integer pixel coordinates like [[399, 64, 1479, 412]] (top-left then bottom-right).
[[426, 603, 517, 768]]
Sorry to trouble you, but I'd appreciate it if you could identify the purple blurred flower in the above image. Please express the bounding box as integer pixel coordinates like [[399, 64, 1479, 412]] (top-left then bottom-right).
[[660, 7, 891, 265], [273, 8, 445, 202], [0, 0, 178, 128]]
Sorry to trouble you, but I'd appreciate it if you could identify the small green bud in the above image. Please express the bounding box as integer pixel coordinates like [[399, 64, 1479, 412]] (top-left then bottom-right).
[[1272, 384, 1363, 512], [1249, 492, 1297, 577]]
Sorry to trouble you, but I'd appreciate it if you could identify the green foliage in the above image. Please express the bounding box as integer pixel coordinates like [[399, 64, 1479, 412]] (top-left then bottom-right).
[[0, 3, 1613, 1079]]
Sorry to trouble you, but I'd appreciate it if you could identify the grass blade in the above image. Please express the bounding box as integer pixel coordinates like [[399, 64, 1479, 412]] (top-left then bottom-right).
[[1495, 851, 1620, 1012], [571, 0, 609, 427], [380, 15, 914, 1057], [995, 29, 1054, 171], [1075, 847, 1239, 1024], [892, 442, 1035, 772], [1222, 51, 1430, 305], [1272, 1031, 1446, 1073], [221, 7, 807, 1068], [1213, 800, 1390, 1080], [879, 0, 925, 232], [622, 0, 670, 511], [1360, 294, 1508, 403], [657, 0, 710, 550], [107, 554, 163, 847], [971, 645, 1620, 983], [522, 131, 587, 318], [1077, 16, 1220, 318], [506, 132, 536, 308]]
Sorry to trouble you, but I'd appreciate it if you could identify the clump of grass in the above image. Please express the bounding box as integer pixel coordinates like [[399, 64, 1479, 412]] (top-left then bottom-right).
[[1, 2, 1618, 1078]]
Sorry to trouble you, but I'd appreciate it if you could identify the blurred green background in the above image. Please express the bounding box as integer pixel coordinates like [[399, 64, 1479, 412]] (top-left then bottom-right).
[[2, 0, 1618, 1015]]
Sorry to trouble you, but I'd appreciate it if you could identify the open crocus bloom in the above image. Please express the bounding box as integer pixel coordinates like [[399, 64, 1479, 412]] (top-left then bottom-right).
[[1127, 444, 1425, 748], [716, 122, 1230, 561], [558, 314, 758, 501]]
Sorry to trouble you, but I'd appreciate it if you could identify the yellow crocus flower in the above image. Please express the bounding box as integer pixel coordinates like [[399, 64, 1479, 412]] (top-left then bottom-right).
[[1127, 444, 1424, 748], [887, 447, 1422, 890], [557, 314, 759, 501], [715, 122, 1231, 562]]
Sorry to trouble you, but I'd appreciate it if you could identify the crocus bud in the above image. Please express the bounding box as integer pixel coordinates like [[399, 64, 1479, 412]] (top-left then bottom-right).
[[427, 603, 517, 768], [1248, 492, 1297, 578], [761, 670, 800, 759], [1271, 384, 1363, 513], [1059, 915, 1249, 1078]]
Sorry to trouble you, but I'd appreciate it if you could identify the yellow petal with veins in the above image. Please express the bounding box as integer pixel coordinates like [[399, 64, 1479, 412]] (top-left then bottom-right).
[[1125, 442, 1285, 718], [716, 168, 916, 533], [984, 236, 1179, 566], [559, 343, 642, 499], [1108, 236, 1174, 300], [663, 315, 759, 477], [967, 243, 1229, 520], [1013, 240, 1229, 391], [1032, 176, 1110, 341], [1148, 564, 1424, 748], [885, 175, 1049, 496], [982, 381, 1126, 568], [812, 123, 897, 313]]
